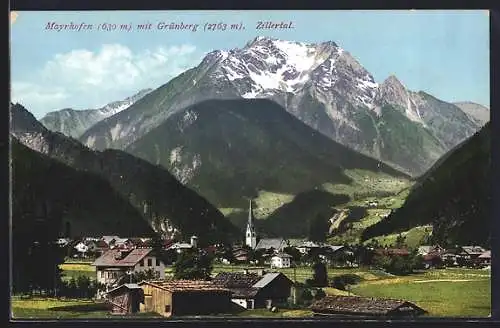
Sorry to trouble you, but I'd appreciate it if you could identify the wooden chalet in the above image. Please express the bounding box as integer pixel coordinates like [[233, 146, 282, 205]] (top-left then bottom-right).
[[92, 248, 165, 289], [478, 250, 491, 266], [311, 295, 427, 318], [104, 283, 144, 315], [138, 280, 232, 317], [212, 271, 293, 309]]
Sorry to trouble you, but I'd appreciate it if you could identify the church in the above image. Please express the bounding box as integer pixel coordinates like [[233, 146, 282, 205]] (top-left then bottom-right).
[[245, 200, 287, 252]]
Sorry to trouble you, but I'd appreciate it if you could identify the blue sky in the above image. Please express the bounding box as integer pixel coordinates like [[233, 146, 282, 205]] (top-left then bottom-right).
[[10, 10, 489, 118]]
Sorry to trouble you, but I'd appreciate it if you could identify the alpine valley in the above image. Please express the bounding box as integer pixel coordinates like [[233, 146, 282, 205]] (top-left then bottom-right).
[[12, 37, 490, 247]]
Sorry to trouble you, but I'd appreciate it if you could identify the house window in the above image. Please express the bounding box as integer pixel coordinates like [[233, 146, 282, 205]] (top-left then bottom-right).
[[165, 305, 171, 312], [156, 259, 160, 266], [148, 259, 152, 266], [140, 259, 144, 267]]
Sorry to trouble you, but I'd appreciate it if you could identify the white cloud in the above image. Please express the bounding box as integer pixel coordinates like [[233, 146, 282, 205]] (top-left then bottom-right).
[[11, 82, 70, 109], [12, 43, 200, 118]]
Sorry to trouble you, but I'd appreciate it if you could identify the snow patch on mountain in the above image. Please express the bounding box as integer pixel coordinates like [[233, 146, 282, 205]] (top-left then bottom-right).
[[170, 153, 202, 184], [170, 146, 183, 165], [177, 110, 198, 132], [86, 135, 97, 148], [110, 123, 123, 141]]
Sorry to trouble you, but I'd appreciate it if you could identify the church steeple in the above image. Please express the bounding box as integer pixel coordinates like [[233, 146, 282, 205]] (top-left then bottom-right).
[[245, 199, 257, 249]]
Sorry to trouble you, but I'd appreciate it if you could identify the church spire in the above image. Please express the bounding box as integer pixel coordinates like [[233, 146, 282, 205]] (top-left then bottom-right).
[[245, 199, 257, 249], [248, 199, 254, 227]]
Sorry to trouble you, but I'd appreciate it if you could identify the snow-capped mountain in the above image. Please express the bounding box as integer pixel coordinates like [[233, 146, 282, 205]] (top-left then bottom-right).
[[40, 88, 152, 138], [79, 37, 483, 176]]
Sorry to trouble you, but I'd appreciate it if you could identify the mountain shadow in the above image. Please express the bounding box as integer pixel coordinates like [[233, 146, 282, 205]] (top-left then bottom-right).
[[361, 122, 491, 247]]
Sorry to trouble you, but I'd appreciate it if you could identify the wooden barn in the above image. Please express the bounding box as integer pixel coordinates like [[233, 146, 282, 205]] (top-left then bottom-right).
[[138, 280, 232, 317], [211, 271, 293, 309], [311, 295, 427, 318], [104, 283, 144, 315]]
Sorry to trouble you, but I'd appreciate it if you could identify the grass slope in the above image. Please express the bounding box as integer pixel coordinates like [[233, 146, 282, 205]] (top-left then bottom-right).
[[361, 123, 490, 247]]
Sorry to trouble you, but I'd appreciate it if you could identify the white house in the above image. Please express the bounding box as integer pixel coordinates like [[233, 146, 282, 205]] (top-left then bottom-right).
[[55, 238, 70, 247], [91, 248, 165, 290], [167, 236, 198, 254], [270, 253, 292, 268], [74, 242, 89, 257]]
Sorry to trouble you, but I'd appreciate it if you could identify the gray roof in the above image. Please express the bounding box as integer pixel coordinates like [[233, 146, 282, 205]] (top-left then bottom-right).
[[479, 250, 491, 258], [105, 283, 141, 295], [328, 245, 345, 252], [272, 253, 293, 259], [297, 241, 322, 248], [255, 238, 286, 250], [462, 246, 486, 254], [252, 272, 282, 288]]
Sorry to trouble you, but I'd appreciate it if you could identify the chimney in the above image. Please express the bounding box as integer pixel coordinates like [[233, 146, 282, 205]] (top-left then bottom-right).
[[190, 235, 198, 249]]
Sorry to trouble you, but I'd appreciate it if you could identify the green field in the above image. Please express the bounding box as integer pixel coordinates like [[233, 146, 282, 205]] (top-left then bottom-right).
[[350, 268, 491, 317], [363, 225, 434, 248], [12, 263, 490, 319]]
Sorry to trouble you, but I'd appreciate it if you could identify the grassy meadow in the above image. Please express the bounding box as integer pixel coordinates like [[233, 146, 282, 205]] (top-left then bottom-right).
[[11, 262, 491, 319]]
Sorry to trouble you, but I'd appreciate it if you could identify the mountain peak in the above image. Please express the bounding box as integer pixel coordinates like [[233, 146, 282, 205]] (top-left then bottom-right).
[[245, 36, 278, 47], [376, 74, 408, 100], [382, 75, 405, 88], [10, 103, 48, 135]]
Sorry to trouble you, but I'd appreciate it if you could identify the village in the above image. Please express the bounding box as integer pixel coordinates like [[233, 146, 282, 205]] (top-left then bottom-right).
[[12, 202, 491, 319]]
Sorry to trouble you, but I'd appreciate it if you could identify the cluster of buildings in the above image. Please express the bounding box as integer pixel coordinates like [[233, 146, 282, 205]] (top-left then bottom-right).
[[417, 245, 491, 269], [98, 258, 296, 317], [67, 200, 489, 318], [57, 235, 199, 259], [101, 264, 428, 318]]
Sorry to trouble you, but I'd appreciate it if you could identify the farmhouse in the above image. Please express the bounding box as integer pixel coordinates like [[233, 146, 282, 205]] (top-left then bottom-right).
[[255, 238, 288, 252], [232, 247, 249, 263], [460, 246, 486, 260], [311, 295, 427, 317], [104, 283, 144, 315], [296, 241, 322, 254], [270, 253, 292, 268], [92, 248, 165, 289], [167, 236, 198, 253], [418, 245, 445, 256], [478, 250, 491, 266], [73, 241, 89, 257], [212, 271, 293, 309], [138, 280, 232, 317]]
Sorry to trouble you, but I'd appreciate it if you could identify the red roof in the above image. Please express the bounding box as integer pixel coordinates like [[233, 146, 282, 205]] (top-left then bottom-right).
[[92, 248, 153, 267]]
